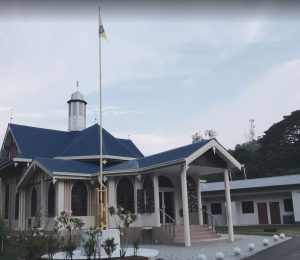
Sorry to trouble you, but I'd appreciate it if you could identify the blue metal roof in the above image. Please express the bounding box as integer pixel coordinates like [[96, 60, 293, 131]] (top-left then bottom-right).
[[35, 157, 99, 174], [9, 124, 76, 159], [8, 123, 143, 160], [105, 140, 211, 172], [59, 124, 143, 158], [203, 174, 300, 192], [117, 138, 144, 158]]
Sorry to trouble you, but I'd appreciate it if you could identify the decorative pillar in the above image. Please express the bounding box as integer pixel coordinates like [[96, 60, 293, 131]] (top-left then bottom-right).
[[181, 164, 191, 247], [224, 169, 234, 242], [197, 178, 203, 225], [108, 177, 116, 228], [56, 180, 64, 216], [40, 176, 45, 227], [153, 175, 160, 227], [19, 188, 26, 230], [0, 178, 3, 216]]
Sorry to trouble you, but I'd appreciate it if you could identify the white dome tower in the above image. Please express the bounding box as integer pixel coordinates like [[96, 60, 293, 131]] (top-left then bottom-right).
[[67, 89, 87, 132]]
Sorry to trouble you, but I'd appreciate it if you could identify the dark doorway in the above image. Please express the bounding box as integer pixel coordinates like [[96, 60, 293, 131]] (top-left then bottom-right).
[[269, 202, 281, 224], [159, 191, 174, 224], [71, 181, 87, 216], [257, 203, 268, 224]]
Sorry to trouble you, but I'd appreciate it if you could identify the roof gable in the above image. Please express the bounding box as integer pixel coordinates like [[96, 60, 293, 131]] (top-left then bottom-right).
[[58, 124, 141, 158]]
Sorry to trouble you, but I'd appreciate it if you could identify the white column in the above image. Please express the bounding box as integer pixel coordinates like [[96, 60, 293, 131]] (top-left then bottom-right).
[[197, 178, 203, 225], [181, 164, 191, 247], [19, 188, 26, 230], [40, 177, 45, 224], [224, 169, 234, 242], [56, 181, 64, 215], [0, 178, 3, 216], [292, 191, 300, 223], [153, 175, 160, 227]]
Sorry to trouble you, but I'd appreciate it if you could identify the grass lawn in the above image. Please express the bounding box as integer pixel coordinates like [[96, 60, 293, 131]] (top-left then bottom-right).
[[216, 224, 300, 236], [0, 240, 24, 260]]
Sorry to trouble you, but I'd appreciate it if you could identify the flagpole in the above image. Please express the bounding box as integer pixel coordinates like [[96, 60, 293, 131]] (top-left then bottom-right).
[[98, 6, 104, 228]]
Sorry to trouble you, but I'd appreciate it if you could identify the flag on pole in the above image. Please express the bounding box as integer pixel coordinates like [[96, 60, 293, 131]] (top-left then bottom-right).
[[99, 15, 107, 39]]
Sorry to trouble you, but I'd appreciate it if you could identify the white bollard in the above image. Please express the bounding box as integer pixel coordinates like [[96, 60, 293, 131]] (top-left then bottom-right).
[[248, 243, 255, 251], [215, 252, 224, 260], [262, 239, 269, 246], [198, 254, 207, 260], [279, 233, 285, 239], [233, 247, 242, 255], [273, 235, 279, 241]]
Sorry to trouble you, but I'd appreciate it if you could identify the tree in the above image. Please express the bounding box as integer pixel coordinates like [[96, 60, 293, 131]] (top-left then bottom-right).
[[259, 110, 300, 175], [230, 110, 300, 180], [192, 129, 217, 143]]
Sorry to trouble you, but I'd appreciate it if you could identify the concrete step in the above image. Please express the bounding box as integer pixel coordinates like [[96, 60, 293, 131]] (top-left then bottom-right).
[[174, 234, 221, 243]]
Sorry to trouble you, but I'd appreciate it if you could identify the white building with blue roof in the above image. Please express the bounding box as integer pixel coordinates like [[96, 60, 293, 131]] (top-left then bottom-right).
[[0, 90, 243, 246], [201, 174, 300, 226]]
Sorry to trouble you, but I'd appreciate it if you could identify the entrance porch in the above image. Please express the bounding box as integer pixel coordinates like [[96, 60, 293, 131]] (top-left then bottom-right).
[[105, 139, 242, 246]]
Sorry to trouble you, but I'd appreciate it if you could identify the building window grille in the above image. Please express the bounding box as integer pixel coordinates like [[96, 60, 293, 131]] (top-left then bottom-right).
[[187, 176, 197, 212], [284, 199, 294, 212], [71, 181, 87, 216], [211, 203, 222, 215], [242, 201, 254, 214], [117, 177, 134, 213], [143, 176, 154, 213]]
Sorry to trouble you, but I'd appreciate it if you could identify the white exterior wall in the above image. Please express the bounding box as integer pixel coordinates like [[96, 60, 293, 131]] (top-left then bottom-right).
[[203, 201, 227, 225], [203, 191, 294, 226], [292, 190, 300, 223]]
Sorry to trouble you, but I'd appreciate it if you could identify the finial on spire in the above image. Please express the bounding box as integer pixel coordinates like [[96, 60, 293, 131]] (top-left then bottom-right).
[[76, 81, 79, 91], [10, 108, 13, 123], [94, 110, 98, 124]]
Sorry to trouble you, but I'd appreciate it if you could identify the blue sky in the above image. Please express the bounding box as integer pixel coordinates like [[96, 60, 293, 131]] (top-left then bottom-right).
[[1, 2, 300, 155]]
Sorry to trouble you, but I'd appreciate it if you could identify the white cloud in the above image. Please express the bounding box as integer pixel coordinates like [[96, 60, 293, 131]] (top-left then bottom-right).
[[116, 131, 191, 156], [190, 59, 300, 149]]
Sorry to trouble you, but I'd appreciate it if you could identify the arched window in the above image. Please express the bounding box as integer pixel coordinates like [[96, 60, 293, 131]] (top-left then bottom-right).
[[187, 176, 197, 212], [117, 177, 134, 213], [143, 176, 154, 213], [48, 183, 55, 217], [159, 176, 174, 188], [15, 192, 19, 220], [31, 187, 37, 217], [71, 181, 87, 216], [4, 185, 9, 219]]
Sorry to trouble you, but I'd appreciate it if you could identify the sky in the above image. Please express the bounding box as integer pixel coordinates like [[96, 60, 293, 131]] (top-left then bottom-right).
[[1, 1, 300, 155]]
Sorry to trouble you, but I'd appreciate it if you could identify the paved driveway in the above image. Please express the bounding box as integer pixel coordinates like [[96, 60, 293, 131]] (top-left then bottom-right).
[[246, 237, 300, 260]]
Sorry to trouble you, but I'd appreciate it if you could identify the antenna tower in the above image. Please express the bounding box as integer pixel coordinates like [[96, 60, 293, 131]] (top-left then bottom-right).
[[249, 119, 255, 142]]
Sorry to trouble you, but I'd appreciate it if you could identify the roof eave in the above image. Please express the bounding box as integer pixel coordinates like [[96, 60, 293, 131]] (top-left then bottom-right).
[[102, 158, 185, 176]]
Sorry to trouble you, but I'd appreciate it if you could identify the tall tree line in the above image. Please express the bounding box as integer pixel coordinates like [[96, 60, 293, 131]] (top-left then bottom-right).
[[206, 110, 300, 182]]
